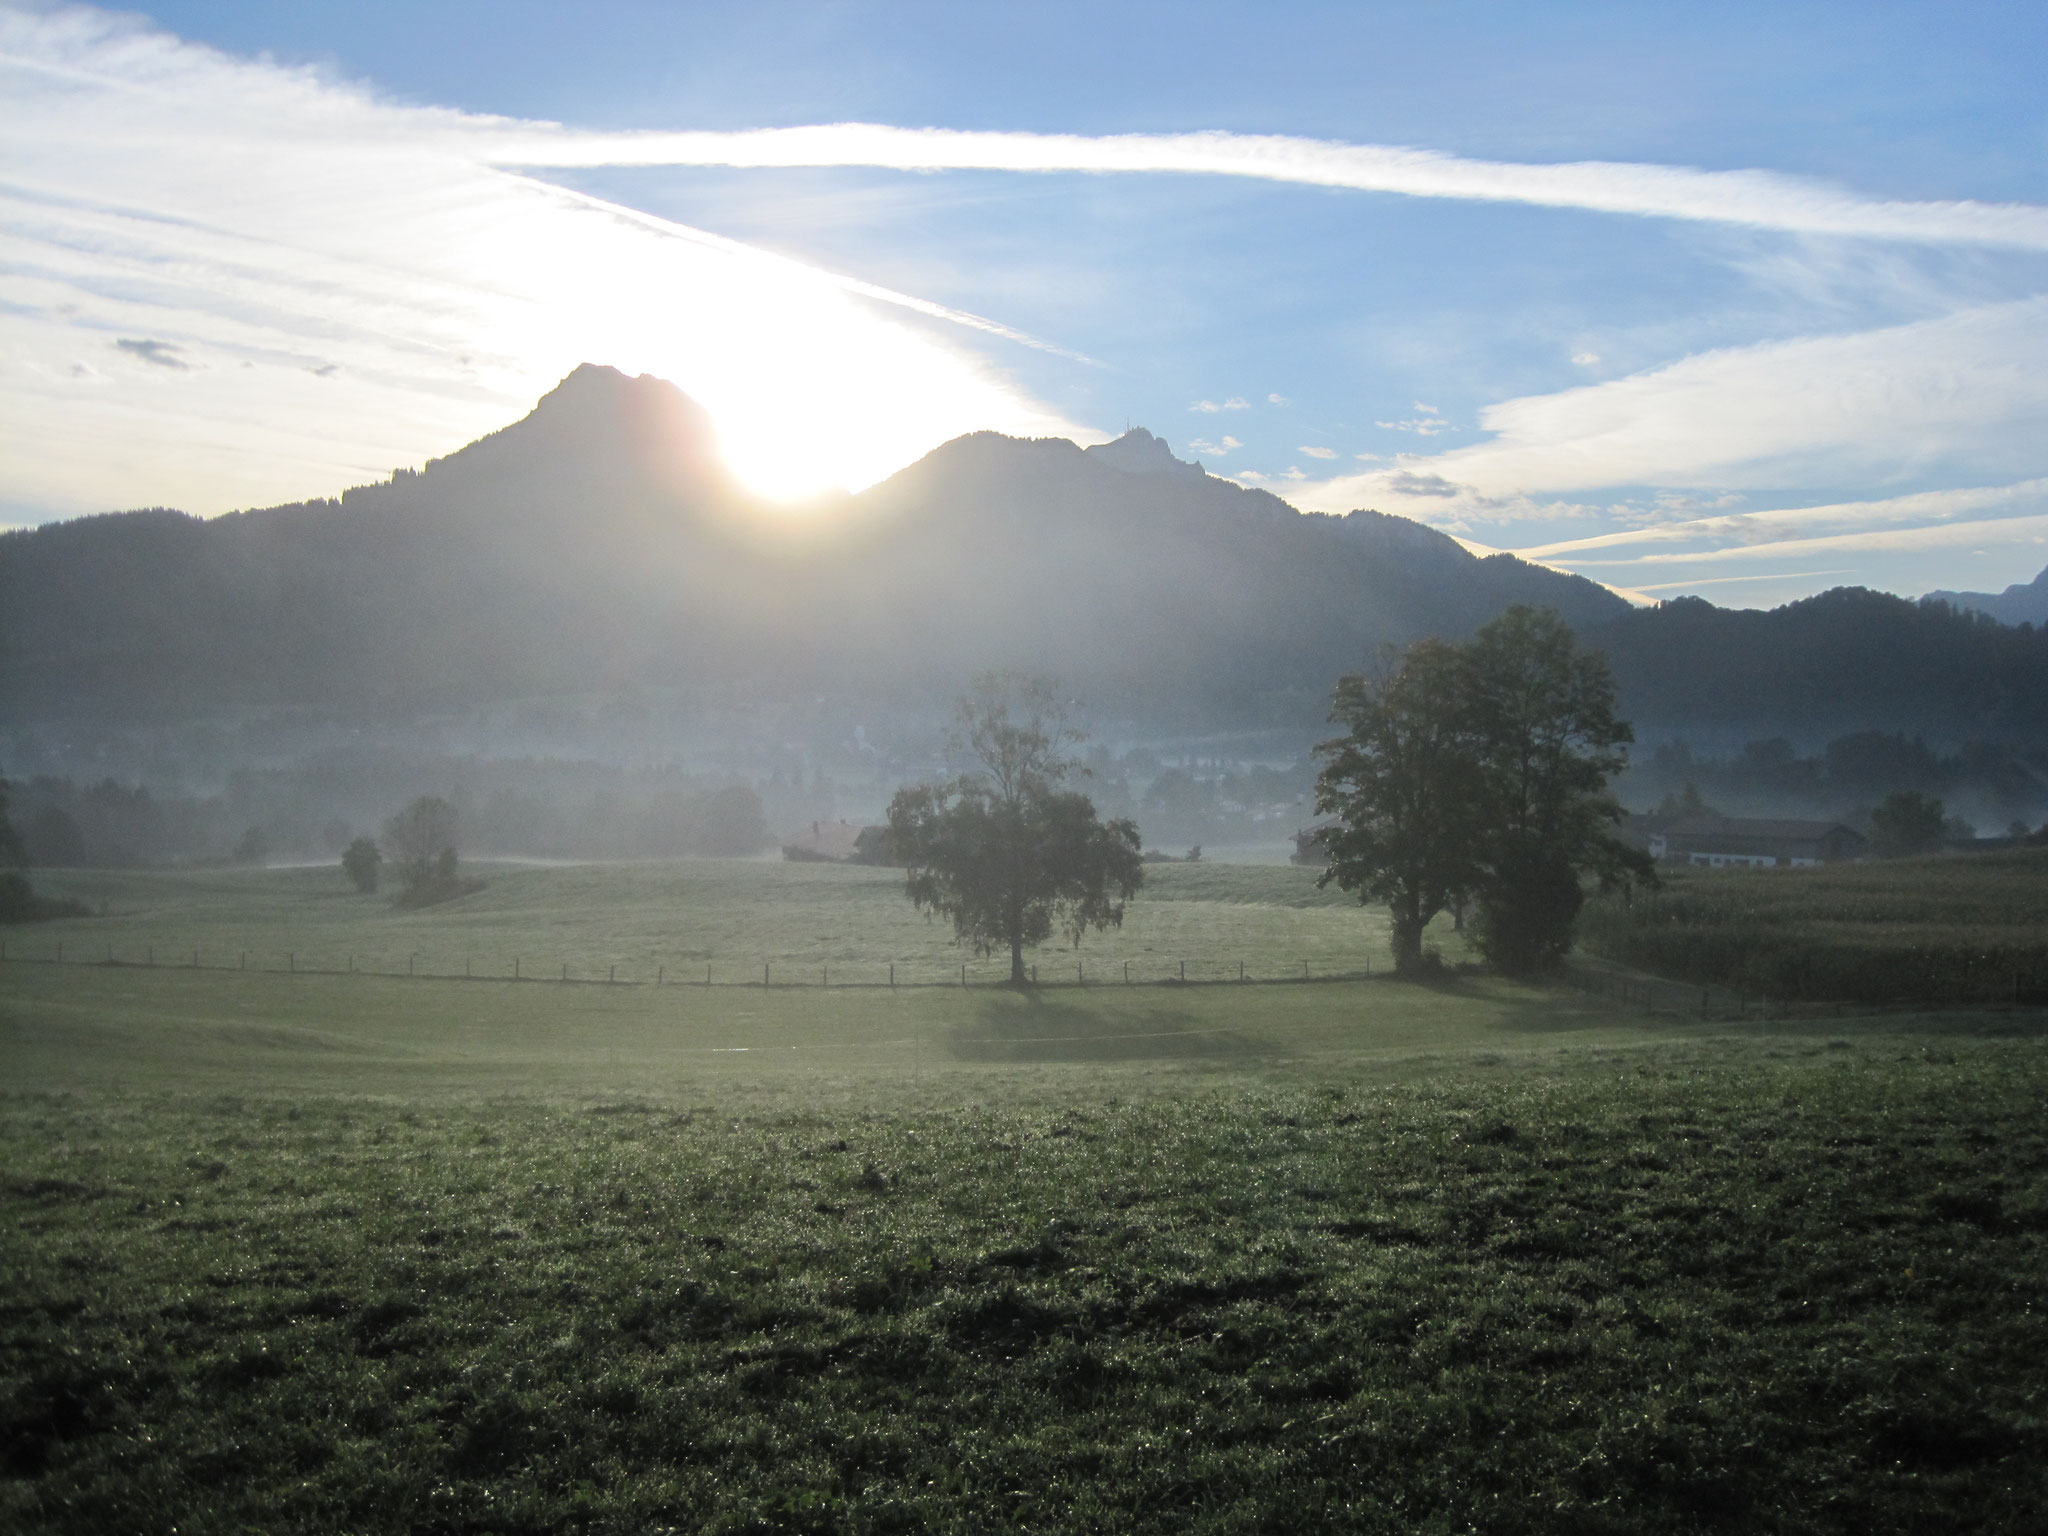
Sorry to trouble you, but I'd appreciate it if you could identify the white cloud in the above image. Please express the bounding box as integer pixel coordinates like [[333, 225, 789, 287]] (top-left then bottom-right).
[[1190, 397, 1250, 412], [1298, 445, 1337, 459], [0, 7, 1088, 513], [473, 121, 2048, 252], [1571, 352, 1601, 366], [1374, 406, 1453, 436], [1555, 509, 2048, 566], [1513, 479, 2048, 560], [1287, 298, 2048, 521], [1188, 435, 1241, 457], [1268, 393, 1289, 406], [1632, 570, 1858, 591]]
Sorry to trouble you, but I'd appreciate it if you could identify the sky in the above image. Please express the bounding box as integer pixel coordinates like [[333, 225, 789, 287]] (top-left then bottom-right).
[[5, 0, 2048, 606]]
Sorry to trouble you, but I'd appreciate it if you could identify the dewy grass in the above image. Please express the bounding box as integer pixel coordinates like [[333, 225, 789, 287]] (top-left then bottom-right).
[[3, 1015, 2046, 1533], [19, 858, 1429, 987]]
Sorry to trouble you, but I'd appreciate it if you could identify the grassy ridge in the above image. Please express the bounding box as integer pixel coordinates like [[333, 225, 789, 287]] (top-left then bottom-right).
[[1579, 848, 2048, 1006], [0, 961, 1665, 1097], [5, 1028, 2045, 1534], [16, 859, 1408, 987]]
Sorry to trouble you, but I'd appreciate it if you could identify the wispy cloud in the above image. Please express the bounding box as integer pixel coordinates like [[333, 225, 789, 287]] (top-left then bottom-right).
[[1190, 397, 1250, 413], [1298, 445, 1337, 459], [114, 337, 190, 370], [468, 122, 2048, 251], [1513, 479, 2048, 560], [1375, 403, 1452, 436], [0, 7, 1088, 513], [1188, 435, 1241, 457], [1558, 510, 2048, 567], [1631, 570, 1858, 591]]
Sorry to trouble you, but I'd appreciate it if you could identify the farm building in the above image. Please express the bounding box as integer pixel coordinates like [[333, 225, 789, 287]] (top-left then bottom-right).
[[780, 820, 894, 864], [780, 820, 865, 862], [1649, 815, 1866, 868], [1291, 823, 1337, 866]]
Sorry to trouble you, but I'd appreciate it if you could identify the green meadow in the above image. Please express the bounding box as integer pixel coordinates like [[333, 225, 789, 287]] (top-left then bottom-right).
[[4, 859, 2046, 1532], [15, 858, 1409, 987]]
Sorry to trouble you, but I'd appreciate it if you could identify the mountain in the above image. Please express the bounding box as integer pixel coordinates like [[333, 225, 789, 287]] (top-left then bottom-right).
[[1923, 565, 2048, 627], [0, 366, 1624, 727], [5, 366, 2046, 745], [1592, 590, 2048, 743]]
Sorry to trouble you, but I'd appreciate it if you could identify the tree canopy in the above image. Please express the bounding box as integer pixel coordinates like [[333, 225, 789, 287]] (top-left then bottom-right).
[[383, 796, 458, 896], [886, 674, 1144, 985], [1314, 606, 1651, 976]]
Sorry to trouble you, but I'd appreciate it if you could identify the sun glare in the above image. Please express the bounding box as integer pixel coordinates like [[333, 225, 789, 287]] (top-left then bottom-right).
[[459, 178, 1080, 504]]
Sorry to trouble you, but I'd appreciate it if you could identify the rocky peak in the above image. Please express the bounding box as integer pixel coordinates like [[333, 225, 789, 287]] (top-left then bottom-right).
[[1082, 427, 1207, 480]]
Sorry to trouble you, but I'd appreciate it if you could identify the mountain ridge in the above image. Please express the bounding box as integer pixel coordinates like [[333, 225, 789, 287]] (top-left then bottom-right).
[[1924, 565, 2048, 627], [3, 366, 2044, 743]]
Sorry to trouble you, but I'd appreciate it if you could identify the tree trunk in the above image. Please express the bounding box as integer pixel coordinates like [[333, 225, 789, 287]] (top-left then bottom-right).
[[1390, 903, 1428, 974], [1010, 937, 1027, 986]]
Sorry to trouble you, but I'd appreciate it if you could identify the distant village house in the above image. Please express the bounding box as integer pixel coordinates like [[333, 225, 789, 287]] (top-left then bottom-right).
[[1646, 815, 1866, 869]]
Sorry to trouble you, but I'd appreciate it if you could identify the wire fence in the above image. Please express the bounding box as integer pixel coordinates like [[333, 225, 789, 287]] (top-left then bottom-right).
[[0, 937, 1384, 990]]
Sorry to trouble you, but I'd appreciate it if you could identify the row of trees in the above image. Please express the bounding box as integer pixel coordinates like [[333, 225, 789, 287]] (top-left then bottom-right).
[[884, 614, 1643, 986], [341, 796, 463, 904]]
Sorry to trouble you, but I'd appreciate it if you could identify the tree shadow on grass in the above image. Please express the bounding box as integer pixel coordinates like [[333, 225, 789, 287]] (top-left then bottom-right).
[[949, 992, 1272, 1063]]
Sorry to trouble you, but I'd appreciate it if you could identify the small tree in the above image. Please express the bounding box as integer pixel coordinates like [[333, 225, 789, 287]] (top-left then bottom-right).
[[342, 836, 382, 893], [384, 796, 459, 894], [0, 778, 25, 868], [1870, 790, 1947, 857], [887, 674, 1144, 985]]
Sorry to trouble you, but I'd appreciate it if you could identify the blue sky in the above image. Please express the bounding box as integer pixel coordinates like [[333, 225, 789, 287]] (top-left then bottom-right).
[[5, 1, 2048, 605]]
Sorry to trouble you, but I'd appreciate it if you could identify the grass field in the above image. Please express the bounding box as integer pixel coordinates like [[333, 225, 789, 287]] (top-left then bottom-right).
[[14, 858, 1426, 988], [5, 859, 2046, 1532], [1579, 847, 2048, 1007]]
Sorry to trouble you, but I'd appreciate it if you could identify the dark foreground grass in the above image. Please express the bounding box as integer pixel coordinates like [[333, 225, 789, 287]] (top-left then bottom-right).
[[5, 1030, 2047, 1534]]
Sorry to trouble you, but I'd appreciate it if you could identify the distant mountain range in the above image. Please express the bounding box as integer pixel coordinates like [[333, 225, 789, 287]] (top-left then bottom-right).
[[4, 365, 2046, 744], [1924, 566, 2048, 627]]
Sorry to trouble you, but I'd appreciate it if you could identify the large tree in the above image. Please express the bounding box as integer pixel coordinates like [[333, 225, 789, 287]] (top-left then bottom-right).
[[1314, 606, 1651, 976], [1461, 606, 1652, 974], [887, 674, 1144, 985]]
